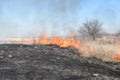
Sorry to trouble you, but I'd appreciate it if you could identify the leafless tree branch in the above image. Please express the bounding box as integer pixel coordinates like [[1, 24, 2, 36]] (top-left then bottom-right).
[[79, 20, 103, 40]]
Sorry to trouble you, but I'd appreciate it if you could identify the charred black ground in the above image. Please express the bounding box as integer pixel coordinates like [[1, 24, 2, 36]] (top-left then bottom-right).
[[0, 44, 120, 80]]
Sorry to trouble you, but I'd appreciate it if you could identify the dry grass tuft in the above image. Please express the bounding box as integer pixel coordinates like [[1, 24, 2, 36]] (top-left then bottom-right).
[[78, 36, 120, 62]]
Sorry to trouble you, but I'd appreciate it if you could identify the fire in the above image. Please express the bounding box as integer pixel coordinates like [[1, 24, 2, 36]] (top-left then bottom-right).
[[112, 41, 120, 62], [0, 34, 91, 52], [21, 34, 80, 49], [112, 53, 120, 62]]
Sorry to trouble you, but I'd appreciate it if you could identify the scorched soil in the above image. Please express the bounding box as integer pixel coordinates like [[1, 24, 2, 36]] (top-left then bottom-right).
[[0, 44, 120, 80]]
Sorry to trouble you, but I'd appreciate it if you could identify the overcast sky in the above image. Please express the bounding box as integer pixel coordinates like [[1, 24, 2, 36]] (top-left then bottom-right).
[[0, 0, 120, 38]]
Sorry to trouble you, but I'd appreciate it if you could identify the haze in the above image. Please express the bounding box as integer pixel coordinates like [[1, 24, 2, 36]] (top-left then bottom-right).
[[0, 0, 120, 38]]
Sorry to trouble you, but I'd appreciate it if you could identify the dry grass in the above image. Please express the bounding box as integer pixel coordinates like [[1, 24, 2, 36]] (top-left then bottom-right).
[[78, 36, 120, 62]]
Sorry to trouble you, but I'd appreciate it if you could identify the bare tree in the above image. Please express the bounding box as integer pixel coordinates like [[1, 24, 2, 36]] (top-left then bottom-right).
[[79, 20, 103, 40]]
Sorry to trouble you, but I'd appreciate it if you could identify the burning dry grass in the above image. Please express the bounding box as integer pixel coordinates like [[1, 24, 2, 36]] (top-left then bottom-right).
[[23, 33, 120, 62], [77, 35, 120, 62], [1, 34, 120, 62], [112, 42, 120, 62], [21, 34, 81, 49], [80, 41, 119, 62]]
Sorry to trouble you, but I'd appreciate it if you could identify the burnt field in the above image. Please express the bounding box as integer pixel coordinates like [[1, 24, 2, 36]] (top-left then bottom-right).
[[0, 44, 120, 80]]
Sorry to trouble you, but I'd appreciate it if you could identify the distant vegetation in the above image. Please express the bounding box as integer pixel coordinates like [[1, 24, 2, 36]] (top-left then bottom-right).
[[76, 20, 120, 62], [78, 19, 103, 40]]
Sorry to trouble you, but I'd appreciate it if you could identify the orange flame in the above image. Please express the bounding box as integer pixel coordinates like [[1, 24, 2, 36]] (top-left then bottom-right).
[[112, 53, 120, 62], [22, 34, 80, 49], [112, 41, 120, 62]]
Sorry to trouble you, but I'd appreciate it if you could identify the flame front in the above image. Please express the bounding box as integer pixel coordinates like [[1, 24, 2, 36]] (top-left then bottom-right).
[[22, 34, 80, 49], [112, 42, 120, 62]]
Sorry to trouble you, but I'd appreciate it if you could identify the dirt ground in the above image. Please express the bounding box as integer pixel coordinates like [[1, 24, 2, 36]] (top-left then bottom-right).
[[0, 44, 120, 80]]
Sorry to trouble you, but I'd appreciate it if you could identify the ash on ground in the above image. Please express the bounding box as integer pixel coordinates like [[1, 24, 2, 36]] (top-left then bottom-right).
[[0, 44, 120, 80]]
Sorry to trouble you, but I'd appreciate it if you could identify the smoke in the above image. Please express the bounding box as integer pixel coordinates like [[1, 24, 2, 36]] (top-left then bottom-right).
[[0, 0, 119, 38], [26, 0, 87, 36], [47, 0, 86, 35], [49, 0, 80, 13], [31, 0, 84, 12]]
